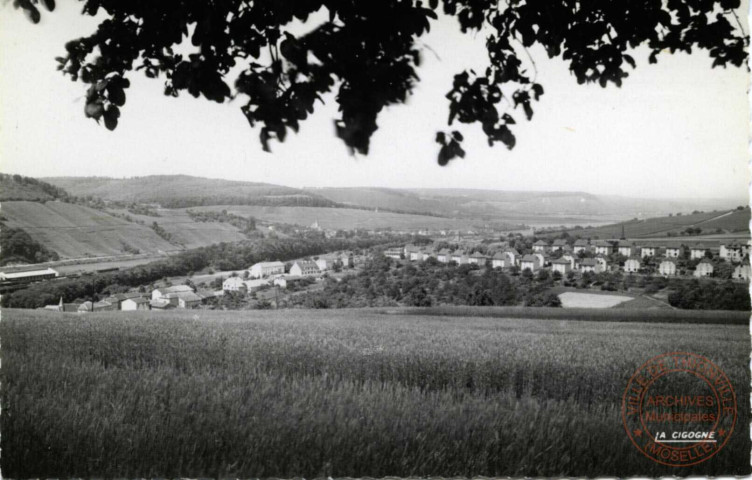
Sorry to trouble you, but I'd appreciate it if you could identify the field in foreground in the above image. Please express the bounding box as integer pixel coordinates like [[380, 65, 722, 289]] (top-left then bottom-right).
[[2, 309, 749, 478]]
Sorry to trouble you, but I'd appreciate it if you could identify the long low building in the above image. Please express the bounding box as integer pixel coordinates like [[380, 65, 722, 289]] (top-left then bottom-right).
[[0, 267, 58, 283]]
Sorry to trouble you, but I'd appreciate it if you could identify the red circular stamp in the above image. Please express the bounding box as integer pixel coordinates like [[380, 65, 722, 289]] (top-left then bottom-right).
[[621, 352, 737, 467]]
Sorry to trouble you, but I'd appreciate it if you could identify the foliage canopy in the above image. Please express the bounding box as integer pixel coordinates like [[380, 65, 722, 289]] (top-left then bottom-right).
[[14, 0, 748, 163]]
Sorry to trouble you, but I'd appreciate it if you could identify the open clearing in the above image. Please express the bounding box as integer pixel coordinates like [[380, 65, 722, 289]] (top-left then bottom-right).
[[558, 291, 634, 308], [2, 308, 748, 478]]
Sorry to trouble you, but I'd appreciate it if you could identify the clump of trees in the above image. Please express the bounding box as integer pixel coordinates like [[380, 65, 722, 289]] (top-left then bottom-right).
[[668, 280, 750, 311], [0, 226, 59, 265]]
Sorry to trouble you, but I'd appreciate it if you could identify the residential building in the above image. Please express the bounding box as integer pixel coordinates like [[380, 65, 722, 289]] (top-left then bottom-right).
[[248, 261, 285, 278], [468, 252, 488, 265], [532, 240, 549, 253], [594, 256, 608, 273], [150, 298, 173, 310], [315, 259, 328, 271], [520, 254, 541, 272], [244, 278, 270, 292], [561, 253, 576, 269], [719, 241, 750, 262], [437, 249, 451, 263], [451, 252, 468, 265], [384, 247, 403, 260], [152, 285, 194, 300], [290, 260, 321, 277], [689, 244, 708, 260], [222, 277, 246, 292], [593, 240, 614, 256], [659, 259, 677, 276], [579, 258, 598, 273], [533, 253, 546, 267], [640, 246, 657, 258], [77, 301, 94, 313], [273, 277, 287, 289], [491, 252, 506, 269], [693, 261, 714, 277], [618, 242, 635, 257], [504, 249, 520, 266], [178, 292, 203, 309], [122, 297, 151, 311], [664, 246, 682, 258], [733, 264, 751, 280], [624, 258, 641, 273], [551, 239, 567, 251], [573, 239, 589, 254], [551, 258, 571, 274]]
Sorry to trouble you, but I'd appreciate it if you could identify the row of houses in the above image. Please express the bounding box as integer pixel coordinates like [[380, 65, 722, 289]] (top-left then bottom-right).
[[389, 243, 752, 280], [44, 285, 222, 313], [535, 238, 751, 262]]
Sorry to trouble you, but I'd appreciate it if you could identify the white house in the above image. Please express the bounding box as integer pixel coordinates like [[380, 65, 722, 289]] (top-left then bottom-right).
[[693, 261, 714, 277], [659, 259, 677, 276], [152, 285, 194, 300], [121, 297, 151, 311], [689, 244, 708, 260], [384, 247, 402, 259], [248, 261, 285, 278], [222, 277, 247, 292], [451, 252, 468, 264], [561, 253, 576, 269], [551, 258, 571, 274], [733, 264, 751, 280], [624, 258, 641, 273], [579, 258, 598, 273], [551, 239, 567, 251], [594, 256, 608, 272], [437, 249, 451, 263], [640, 246, 657, 258], [290, 260, 321, 277], [533, 253, 546, 268], [491, 252, 506, 269], [468, 252, 488, 265], [532, 240, 549, 253], [617, 243, 635, 257], [593, 241, 614, 256], [664, 246, 682, 258], [520, 254, 540, 272], [504, 249, 520, 266], [315, 259, 328, 271], [244, 278, 270, 292], [573, 239, 589, 254]]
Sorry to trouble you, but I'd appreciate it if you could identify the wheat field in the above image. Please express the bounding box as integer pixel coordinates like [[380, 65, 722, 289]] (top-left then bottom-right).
[[2, 308, 749, 477]]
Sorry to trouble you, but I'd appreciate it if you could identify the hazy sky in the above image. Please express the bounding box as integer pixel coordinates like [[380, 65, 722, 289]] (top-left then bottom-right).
[[0, 2, 749, 200]]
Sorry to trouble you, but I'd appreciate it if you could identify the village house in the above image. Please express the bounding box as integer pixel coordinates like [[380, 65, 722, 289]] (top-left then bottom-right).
[[719, 240, 749, 262], [733, 264, 751, 280], [532, 240, 549, 253], [150, 298, 173, 310], [693, 261, 714, 277], [551, 239, 567, 251], [573, 239, 589, 254], [315, 258, 328, 271], [273, 277, 287, 289], [689, 244, 708, 260], [437, 249, 451, 263], [640, 245, 657, 258], [551, 258, 571, 275], [593, 240, 614, 256], [451, 252, 468, 265], [248, 261, 285, 278], [659, 259, 677, 276], [520, 254, 541, 272], [384, 247, 403, 260], [617, 242, 635, 257], [244, 278, 270, 292], [624, 258, 641, 273], [579, 258, 598, 273], [664, 246, 682, 258], [122, 297, 151, 311], [491, 252, 506, 269], [178, 292, 203, 309], [561, 253, 576, 269], [594, 256, 608, 273], [468, 252, 488, 265], [103, 292, 143, 310], [533, 253, 546, 268], [504, 248, 520, 266], [290, 260, 321, 277], [152, 285, 194, 300], [222, 276, 246, 292]]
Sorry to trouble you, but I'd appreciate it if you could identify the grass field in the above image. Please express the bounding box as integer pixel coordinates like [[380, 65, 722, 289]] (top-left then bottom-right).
[[1, 201, 177, 258], [186, 205, 483, 231], [2, 308, 749, 478], [558, 291, 633, 308]]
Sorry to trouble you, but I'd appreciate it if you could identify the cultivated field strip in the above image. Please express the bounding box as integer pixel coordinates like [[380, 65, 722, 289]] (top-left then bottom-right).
[[2, 309, 749, 477]]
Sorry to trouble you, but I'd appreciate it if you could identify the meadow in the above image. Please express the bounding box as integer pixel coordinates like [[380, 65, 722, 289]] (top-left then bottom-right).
[[2, 308, 749, 478]]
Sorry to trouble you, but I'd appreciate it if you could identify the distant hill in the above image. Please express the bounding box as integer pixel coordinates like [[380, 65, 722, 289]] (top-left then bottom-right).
[[307, 186, 742, 222], [0, 173, 71, 202], [544, 208, 750, 238], [43, 175, 338, 209]]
